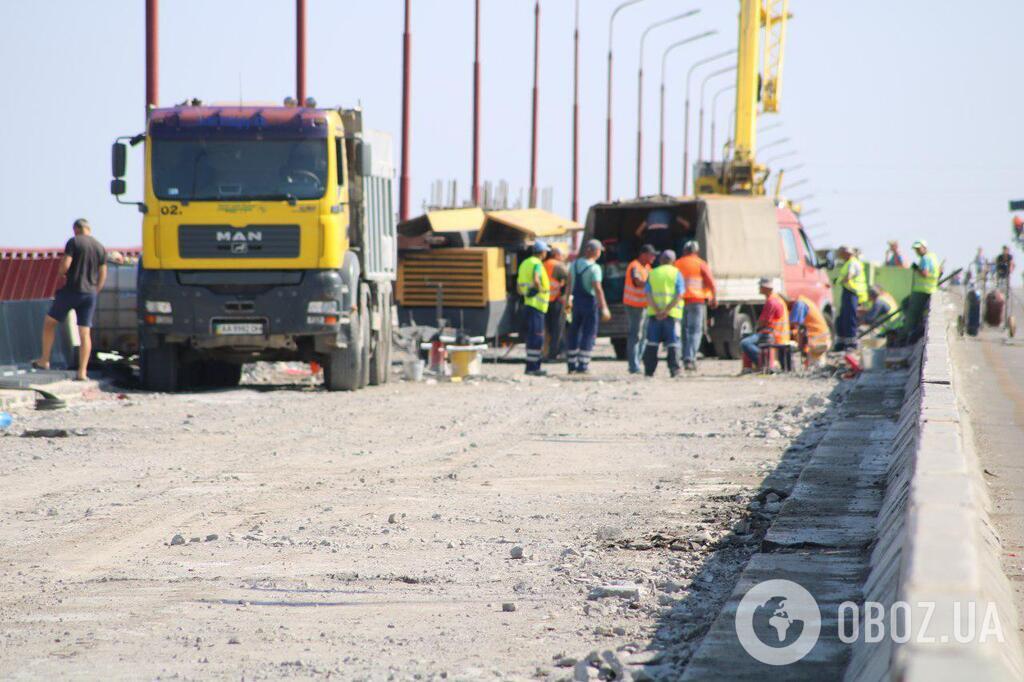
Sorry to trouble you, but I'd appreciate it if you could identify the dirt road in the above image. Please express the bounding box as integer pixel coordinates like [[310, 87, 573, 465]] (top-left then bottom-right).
[[0, 345, 838, 680]]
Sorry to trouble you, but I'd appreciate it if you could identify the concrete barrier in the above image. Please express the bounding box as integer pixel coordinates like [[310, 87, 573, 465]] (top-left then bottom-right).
[[846, 295, 1024, 681]]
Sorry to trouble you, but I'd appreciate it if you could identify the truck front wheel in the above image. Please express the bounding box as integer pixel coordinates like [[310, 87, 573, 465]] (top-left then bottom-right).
[[141, 341, 182, 392], [323, 308, 364, 392]]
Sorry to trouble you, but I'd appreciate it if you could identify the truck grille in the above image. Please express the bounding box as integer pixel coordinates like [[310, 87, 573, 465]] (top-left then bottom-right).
[[178, 225, 300, 259], [398, 249, 497, 308]]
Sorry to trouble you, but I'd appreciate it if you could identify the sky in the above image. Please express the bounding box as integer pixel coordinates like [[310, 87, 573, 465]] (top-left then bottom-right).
[[1, 0, 1023, 268]]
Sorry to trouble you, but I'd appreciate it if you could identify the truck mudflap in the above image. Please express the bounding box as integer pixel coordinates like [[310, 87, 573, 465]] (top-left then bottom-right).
[[138, 268, 354, 351]]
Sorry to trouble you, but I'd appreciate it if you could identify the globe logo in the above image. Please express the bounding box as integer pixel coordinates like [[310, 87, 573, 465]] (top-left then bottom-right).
[[735, 579, 821, 666]]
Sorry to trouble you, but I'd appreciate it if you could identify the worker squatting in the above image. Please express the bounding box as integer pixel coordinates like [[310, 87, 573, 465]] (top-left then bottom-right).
[[516, 238, 940, 377]]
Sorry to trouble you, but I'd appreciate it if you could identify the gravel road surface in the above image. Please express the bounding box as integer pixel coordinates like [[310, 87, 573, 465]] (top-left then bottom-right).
[[0, 345, 838, 680]]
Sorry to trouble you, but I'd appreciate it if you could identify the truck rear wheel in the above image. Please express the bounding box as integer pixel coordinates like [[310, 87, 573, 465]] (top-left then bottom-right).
[[357, 290, 371, 389], [728, 312, 754, 360], [141, 341, 181, 392], [369, 297, 393, 386]]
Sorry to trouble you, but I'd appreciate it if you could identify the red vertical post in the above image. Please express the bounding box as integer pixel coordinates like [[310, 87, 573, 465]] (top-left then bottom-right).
[[399, 0, 412, 222], [571, 0, 580, 223], [472, 0, 481, 206], [296, 0, 307, 104], [145, 0, 158, 115], [529, 0, 540, 208]]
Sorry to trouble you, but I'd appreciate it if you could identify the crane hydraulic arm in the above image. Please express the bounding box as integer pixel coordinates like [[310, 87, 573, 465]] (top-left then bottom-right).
[[696, 0, 789, 196]]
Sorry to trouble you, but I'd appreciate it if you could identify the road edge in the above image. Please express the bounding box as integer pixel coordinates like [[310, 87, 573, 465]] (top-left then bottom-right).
[[846, 293, 1024, 681]]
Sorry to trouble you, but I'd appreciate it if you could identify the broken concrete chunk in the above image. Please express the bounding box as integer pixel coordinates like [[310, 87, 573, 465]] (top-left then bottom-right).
[[589, 582, 644, 600]]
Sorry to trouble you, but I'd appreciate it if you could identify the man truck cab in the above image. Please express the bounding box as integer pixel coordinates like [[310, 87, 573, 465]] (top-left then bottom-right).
[[111, 104, 396, 392]]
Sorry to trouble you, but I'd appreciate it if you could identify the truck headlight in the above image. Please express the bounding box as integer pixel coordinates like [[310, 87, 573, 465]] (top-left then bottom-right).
[[307, 300, 340, 314], [145, 300, 172, 314]]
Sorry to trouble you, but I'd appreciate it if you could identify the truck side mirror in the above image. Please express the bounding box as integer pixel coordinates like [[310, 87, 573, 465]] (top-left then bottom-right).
[[110, 178, 126, 196], [821, 251, 836, 270], [357, 142, 372, 177], [112, 142, 127, 178]]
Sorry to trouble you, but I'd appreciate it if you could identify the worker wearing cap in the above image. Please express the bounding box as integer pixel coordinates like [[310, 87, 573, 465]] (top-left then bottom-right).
[[566, 239, 611, 375], [622, 244, 656, 374], [901, 239, 941, 343], [643, 250, 685, 377], [517, 240, 551, 376], [740, 278, 790, 371], [833, 245, 867, 350], [674, 240, 717, 371], [865, 285, 902, 338], [543, 247, 568, 361], [788, 294, 831, 367]]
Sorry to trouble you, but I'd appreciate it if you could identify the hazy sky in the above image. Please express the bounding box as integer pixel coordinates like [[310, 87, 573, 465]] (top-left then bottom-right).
[[2, 1, 1022, 267]]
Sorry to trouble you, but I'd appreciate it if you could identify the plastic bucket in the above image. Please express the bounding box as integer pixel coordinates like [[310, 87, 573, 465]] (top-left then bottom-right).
[[404, 359, 425, 381], [861, 348, 886, 372]]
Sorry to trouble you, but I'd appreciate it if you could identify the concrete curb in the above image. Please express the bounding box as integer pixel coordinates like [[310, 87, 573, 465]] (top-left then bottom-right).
[[845, 295, 1024, 681]]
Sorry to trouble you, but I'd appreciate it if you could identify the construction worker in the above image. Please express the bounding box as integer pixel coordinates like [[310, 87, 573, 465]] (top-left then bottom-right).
[[900, 239, 940, 343], [517, 240, 550, 376], [833, 245, 867, 351], [740, 278, 790, 372], [883, 240, 905, 267], [994, 245, 1015, 288], [635, 208, 691, 252], [622, 244, 656, 374], [788, 295, 831, 367], [566, 239, 611, 375], [543, 247, 568, 361], [674, 240, 717, 371], [643, 250, 685, 378], [865, 285, 902, 338]]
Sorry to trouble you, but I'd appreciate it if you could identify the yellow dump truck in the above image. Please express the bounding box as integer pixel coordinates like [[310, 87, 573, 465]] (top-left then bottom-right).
[[396, 208, 580, 339], [110, 104, 396, 392]]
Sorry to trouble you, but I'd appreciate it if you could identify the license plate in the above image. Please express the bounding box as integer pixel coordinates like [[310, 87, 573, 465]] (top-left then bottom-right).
[[214, 322, 265, 335]]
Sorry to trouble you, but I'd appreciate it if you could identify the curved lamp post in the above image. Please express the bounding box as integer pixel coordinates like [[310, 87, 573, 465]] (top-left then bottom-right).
[[657, 30, 716, 195], [606, 0, 651, 200], [635, 9, 700, 195], [710, 83, 735, 164], [682, 49, 735, 195], [697, 65, 734, 168]]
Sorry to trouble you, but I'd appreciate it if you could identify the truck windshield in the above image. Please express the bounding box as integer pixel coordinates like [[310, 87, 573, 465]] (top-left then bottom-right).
[[152, 139, 328, 202]]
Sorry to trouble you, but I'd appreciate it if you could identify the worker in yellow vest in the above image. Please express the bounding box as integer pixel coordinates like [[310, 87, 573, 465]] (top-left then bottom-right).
[[622, 244, 656, 374], [900, 239, 941, 343], [834, 245, 867, 350], [789, 295, 832, 367], [643, 250, 685, 377], [865, 286, 902, 339], [517, 240, 550, 376]]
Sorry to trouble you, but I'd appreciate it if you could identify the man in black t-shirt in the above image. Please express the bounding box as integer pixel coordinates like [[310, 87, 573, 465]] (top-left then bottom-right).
[[994, 245, 1015, 286], [33, 218, 107, 380]]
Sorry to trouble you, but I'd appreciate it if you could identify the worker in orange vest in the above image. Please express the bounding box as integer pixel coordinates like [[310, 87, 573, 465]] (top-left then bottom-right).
[[740, 278, 790, 372], [673, 240, 717, 371], [622, 244, 656, 373], [543, 247, 568, 361], [788, 294, 832, 367]]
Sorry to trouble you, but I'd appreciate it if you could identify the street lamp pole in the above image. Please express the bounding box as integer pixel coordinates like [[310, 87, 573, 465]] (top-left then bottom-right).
[[571, 0, 580, 222], [606, 0, 648, 201], [657, 30, 716, 195], [529, 0, 540, 208], [399, 0, 411, 221], [472, 0, 481, 206], [710, 83, 735, 164], [636, 9, 700, 196], [697, 65, 734, 171], [682, 49, 735, 195]]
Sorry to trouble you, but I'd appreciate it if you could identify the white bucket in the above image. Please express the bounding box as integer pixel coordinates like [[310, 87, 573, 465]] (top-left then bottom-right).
[[404, 358, 425, 381], [861, 348, 887, 372]]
